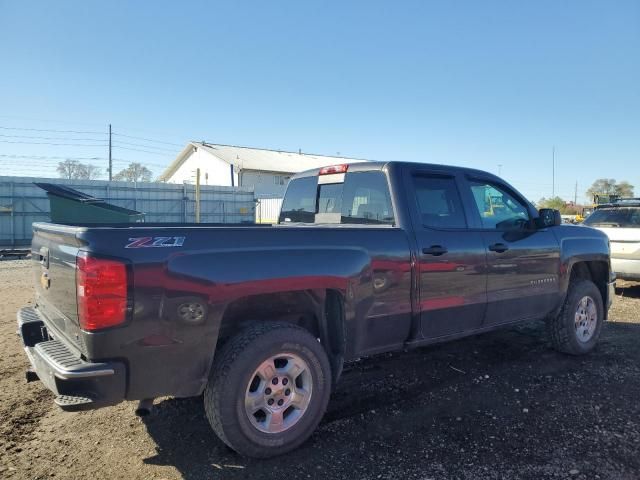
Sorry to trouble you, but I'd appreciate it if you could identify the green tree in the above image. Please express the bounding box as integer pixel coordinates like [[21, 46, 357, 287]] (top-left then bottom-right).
[[113, 162, 153, 183], [586, 178, 634, 200], [537, 196, 567, 212], [615, 181, 634, 197]]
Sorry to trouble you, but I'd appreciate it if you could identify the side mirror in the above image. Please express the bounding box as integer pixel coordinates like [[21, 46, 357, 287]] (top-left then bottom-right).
[[536, 208, 562, 228]]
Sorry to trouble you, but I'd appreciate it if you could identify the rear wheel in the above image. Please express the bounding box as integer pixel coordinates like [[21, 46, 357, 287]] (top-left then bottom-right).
[[548, 279, 604, 355], [204, 322, 331, 458]]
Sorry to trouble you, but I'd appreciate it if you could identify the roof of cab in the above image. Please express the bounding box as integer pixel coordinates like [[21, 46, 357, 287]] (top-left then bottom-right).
[[292, 160, 504, 182]]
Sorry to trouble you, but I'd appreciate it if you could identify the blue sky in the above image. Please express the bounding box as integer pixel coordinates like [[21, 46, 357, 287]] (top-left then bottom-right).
[[0, 0, 638, 203]]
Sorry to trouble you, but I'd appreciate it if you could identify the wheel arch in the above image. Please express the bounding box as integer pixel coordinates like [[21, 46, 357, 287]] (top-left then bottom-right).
[[214, 288, 347, 385], [567, 259, 610, 318]]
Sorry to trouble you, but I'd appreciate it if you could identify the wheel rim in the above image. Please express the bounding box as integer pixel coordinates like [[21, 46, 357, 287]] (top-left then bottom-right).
[[574, 295, 598, 343], [244, 353, 313, 434]]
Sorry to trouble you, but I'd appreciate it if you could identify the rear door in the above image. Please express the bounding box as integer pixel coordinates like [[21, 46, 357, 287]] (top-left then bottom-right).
[[406, 169, 487, 338], [460, 178, 561, 326]]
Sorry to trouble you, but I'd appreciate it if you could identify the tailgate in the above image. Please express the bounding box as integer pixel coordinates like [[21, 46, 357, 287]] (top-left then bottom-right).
[[31, 222, 85, 351], [598, 227, 640, 259]]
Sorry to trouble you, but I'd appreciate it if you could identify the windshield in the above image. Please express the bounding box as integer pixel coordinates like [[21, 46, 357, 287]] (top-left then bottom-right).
[[584, 207, 640, 228]]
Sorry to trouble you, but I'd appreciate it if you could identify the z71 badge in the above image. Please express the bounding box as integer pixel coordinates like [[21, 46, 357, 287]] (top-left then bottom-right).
[[125, 236, 185, 248]]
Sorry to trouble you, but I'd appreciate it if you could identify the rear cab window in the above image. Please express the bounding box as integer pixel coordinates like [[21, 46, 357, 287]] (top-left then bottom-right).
[[279, 169, 395, 225]]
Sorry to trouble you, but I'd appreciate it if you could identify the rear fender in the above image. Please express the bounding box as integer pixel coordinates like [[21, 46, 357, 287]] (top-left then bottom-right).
[[161, 247, 371, 393]]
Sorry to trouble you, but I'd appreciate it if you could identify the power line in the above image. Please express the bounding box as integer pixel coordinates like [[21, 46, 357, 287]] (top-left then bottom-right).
[[111, 139, 179, 153], [0, 133, 106, 142], [0, 125, 104, 135], [0, 154, 107, 160], [0, 162, 167, 171], [111, 145, 177, 156], [112, 132, 184, 147], [0, 140, 107, 147], [0, 155, 167, 168]]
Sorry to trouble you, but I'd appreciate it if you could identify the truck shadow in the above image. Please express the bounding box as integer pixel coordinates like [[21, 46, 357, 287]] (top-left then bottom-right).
[[615, 282, 640, 298], [141, 320, 640, 479]]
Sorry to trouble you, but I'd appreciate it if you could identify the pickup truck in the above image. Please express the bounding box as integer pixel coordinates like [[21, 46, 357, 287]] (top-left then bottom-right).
[[18, 161, 615, 458]]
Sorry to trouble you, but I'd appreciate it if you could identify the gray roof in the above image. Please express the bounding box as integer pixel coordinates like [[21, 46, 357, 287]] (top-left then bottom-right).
[[159, 142, 367, 180]]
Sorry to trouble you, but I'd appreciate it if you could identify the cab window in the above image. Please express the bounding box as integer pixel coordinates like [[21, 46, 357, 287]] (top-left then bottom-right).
[[412, 175, 467, 229], [469, 181, 530, 230], [279, 176, 317, 223], [341, 171, 394, 225], [279, 171, 394, 225]]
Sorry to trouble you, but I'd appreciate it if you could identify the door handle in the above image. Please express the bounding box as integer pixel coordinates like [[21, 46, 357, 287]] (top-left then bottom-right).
[[422, 245, 448, 256], [488, 243, 509, 253]]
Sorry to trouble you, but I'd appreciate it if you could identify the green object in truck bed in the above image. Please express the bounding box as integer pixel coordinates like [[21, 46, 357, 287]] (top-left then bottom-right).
[[35, 183, 145, 224]]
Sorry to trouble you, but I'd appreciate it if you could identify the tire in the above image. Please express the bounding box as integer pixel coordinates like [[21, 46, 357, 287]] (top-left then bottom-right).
[[204, 322, 332, 458], [548, 279, 604, 355]]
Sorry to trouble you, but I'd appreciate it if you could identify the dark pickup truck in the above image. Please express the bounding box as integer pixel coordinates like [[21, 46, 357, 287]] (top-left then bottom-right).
[[18, 161, 615, 458]]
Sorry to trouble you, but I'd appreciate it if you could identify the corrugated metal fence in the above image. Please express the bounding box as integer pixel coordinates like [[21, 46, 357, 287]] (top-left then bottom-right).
[[0, 176, 256, 247], [255, 197, 283, 224]]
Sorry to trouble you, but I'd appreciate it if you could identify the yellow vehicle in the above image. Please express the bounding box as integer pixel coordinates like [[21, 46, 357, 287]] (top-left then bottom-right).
[[576, 194, 619, 222]]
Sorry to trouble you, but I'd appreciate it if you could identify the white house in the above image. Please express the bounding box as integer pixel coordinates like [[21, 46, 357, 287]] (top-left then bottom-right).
[[159, 142, 365, 198]]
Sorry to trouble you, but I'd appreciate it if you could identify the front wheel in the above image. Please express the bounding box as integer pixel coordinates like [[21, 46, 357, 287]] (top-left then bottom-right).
[[204, 322, 332, 458], [548, 279, 604, 355]]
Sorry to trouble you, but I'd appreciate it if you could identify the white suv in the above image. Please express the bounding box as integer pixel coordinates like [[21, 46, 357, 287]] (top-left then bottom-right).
[[584, 200, 640, 281]]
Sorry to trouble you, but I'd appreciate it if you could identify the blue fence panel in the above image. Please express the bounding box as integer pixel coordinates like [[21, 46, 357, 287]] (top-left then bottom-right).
[[0, 177, 255, 247]]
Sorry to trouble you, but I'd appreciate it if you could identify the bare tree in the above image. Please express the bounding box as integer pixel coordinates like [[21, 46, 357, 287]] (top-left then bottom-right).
[[57, 160, 103, 180], [56, 160, 84, 179], [113, 162, 153, 183], [77, 164, 102, 180]]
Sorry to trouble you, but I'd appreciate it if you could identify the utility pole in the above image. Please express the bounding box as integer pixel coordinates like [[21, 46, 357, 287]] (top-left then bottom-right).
[[195, 168, 201, 223], [574, 181, 578, 205], [108, 124, 112, 181], [552, 146, 555, 197]]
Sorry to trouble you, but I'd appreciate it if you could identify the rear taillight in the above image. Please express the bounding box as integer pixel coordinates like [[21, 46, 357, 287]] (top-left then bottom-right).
[[76, 253, 128, 331], [319, 164, 348, 175]]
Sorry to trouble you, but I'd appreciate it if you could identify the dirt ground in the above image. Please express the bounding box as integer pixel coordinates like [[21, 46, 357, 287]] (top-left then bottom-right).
[[1, 260, 639, 480]]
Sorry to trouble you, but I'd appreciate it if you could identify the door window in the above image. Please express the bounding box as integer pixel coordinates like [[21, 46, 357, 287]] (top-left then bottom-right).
[[469, 181, 530, 230], [412, 175, 467, 229]]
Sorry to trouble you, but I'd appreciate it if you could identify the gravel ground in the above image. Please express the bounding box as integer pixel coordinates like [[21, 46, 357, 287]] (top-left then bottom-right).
[[1, 260, 639, 480]]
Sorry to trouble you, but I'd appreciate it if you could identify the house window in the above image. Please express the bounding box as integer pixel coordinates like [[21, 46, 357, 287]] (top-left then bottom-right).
[[274, 175, 290, 185]]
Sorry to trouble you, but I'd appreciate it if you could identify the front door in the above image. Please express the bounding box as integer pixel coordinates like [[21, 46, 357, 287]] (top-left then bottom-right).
[[408, 171, 488, 339], [461, 178, 561, 326]]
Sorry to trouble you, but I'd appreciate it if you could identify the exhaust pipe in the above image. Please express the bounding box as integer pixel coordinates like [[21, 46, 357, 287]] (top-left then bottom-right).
[[135, 398, 155, 417]]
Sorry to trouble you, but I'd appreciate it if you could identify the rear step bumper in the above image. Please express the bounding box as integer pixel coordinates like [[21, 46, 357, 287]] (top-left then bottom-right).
[[17, 306, 126, 412]]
